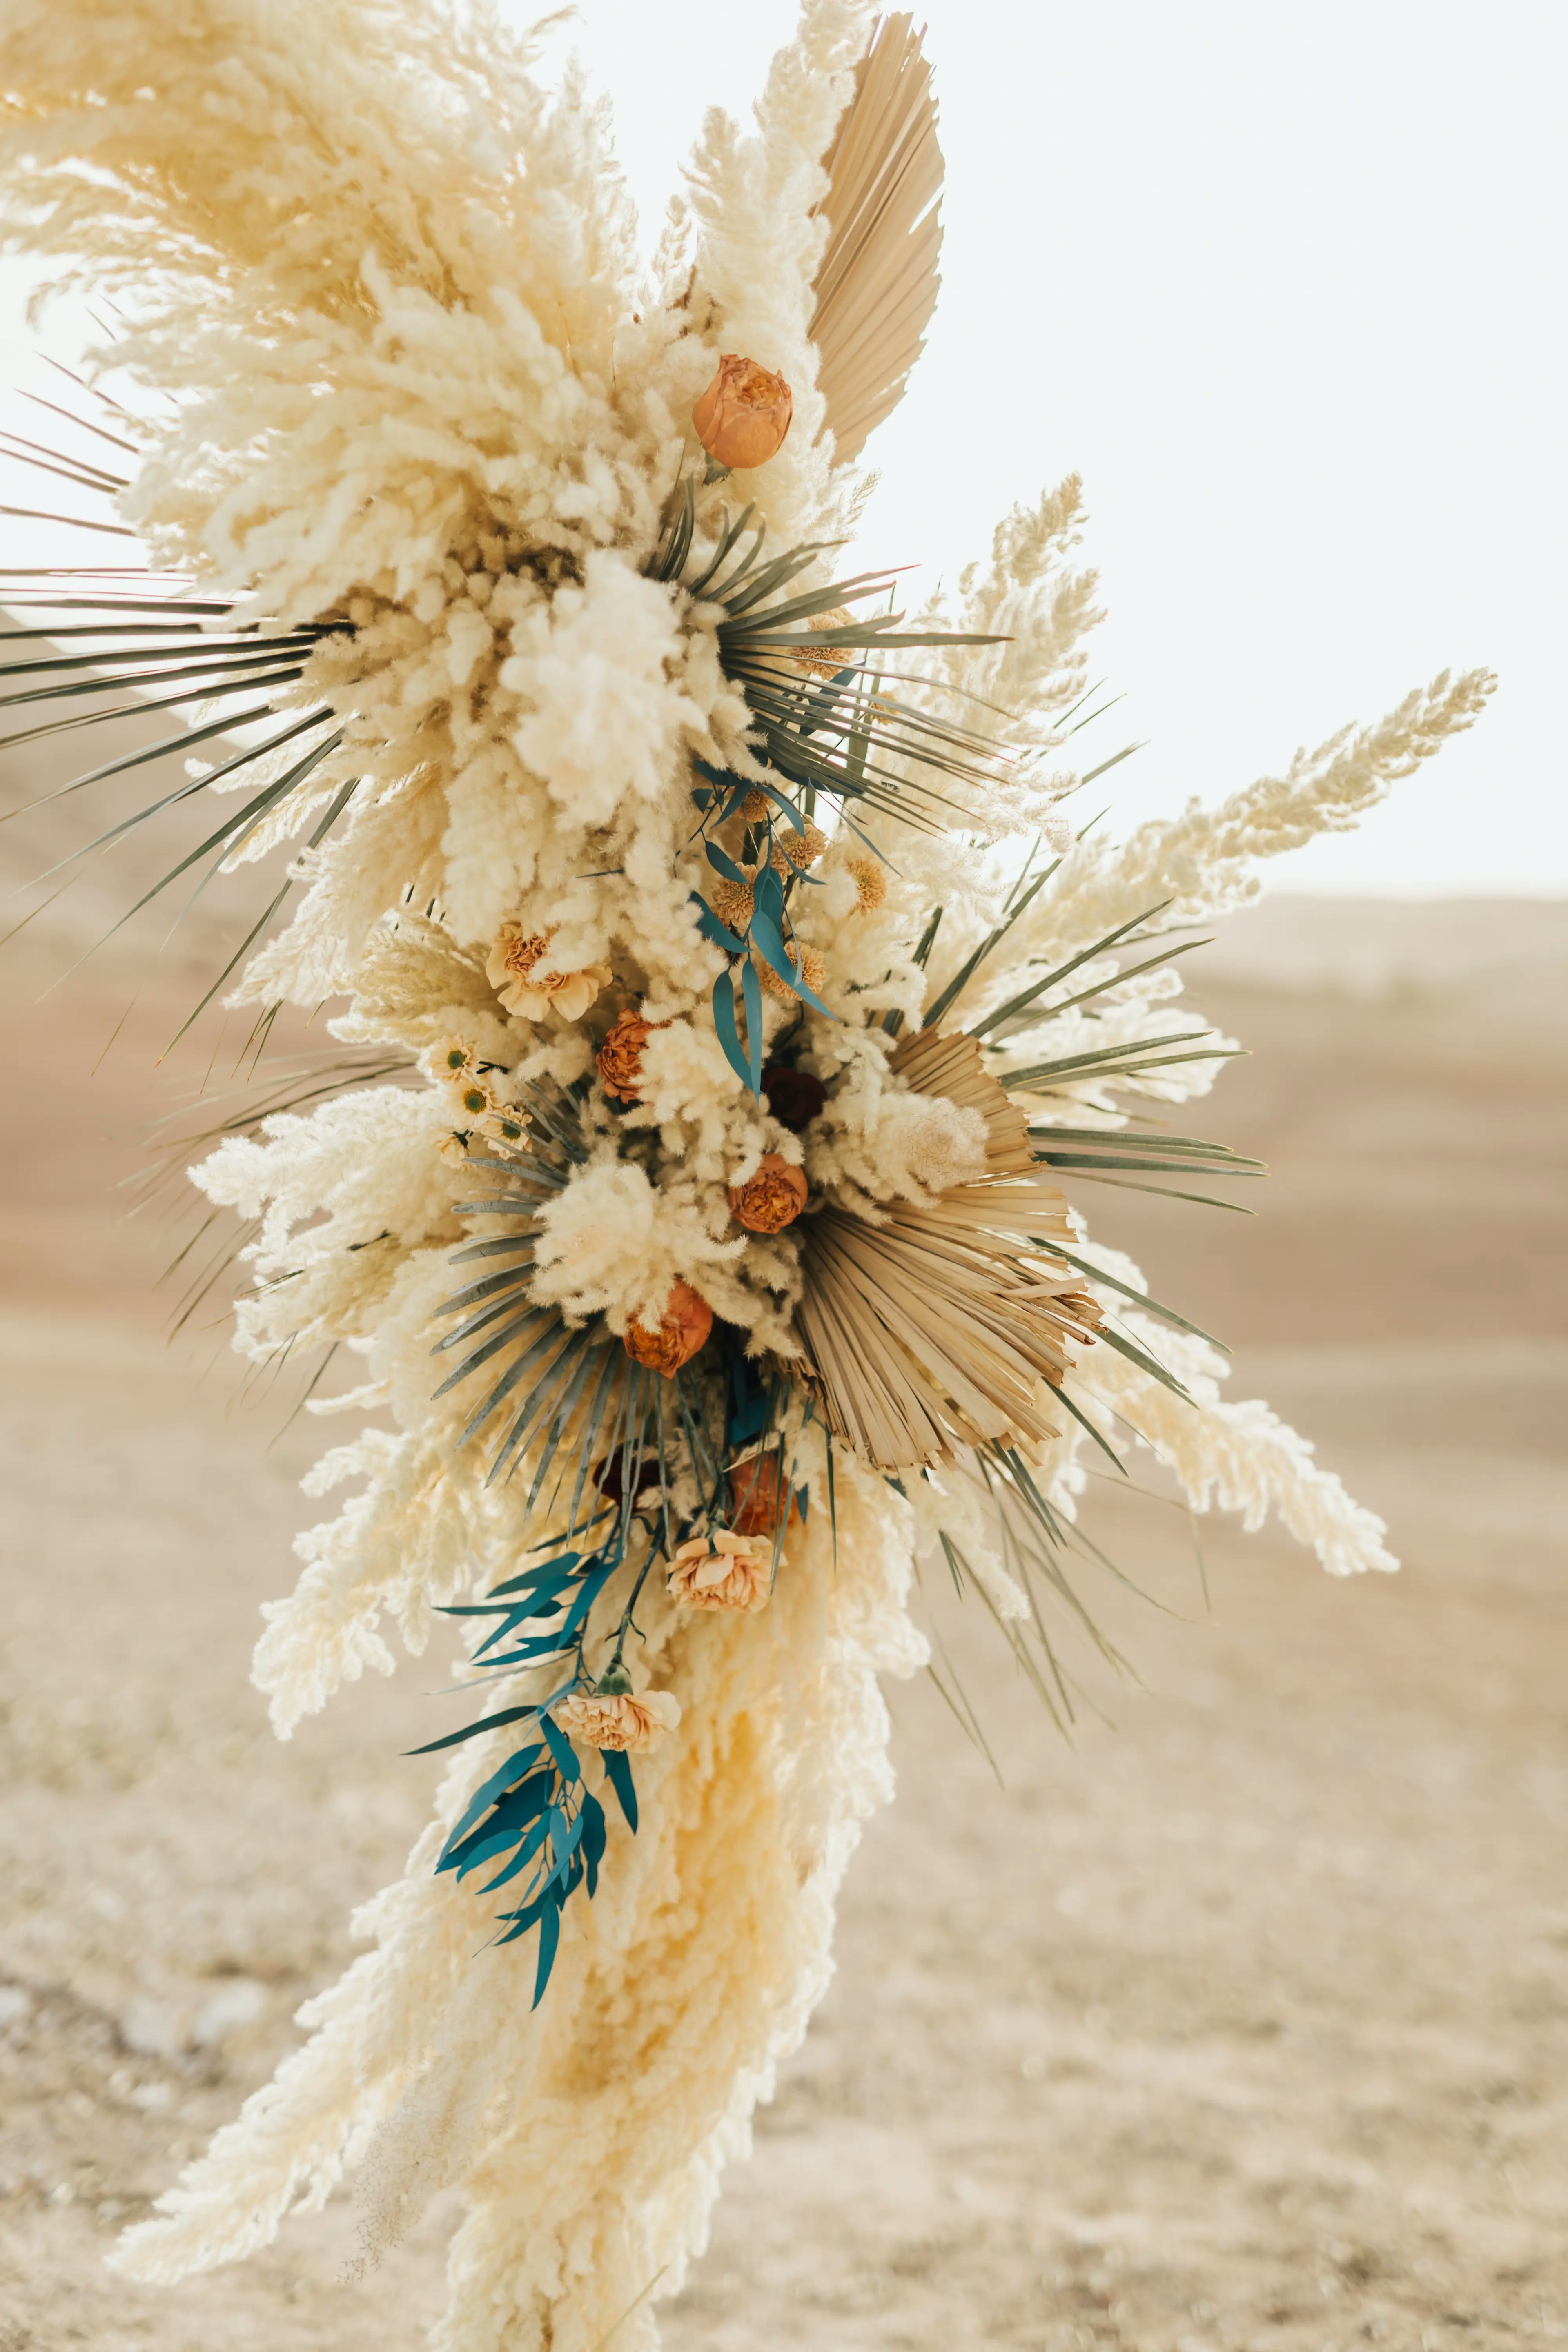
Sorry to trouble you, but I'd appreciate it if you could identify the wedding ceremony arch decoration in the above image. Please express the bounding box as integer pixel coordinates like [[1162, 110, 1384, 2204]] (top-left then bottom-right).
[[0, 5, 1491, 2344]]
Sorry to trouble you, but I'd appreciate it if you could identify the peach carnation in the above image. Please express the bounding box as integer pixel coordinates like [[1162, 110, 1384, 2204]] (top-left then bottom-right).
[[668, 1530, 773, 1613], [486, 924, 608, 1023], [728, 1152, 808, 1235], [554, 1687, 681, 1753], [623, 1279, 713, 1375]]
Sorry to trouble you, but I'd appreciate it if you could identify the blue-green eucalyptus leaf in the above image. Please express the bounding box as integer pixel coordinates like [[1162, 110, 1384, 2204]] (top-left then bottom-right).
[[601, 1748, 638, 1833]]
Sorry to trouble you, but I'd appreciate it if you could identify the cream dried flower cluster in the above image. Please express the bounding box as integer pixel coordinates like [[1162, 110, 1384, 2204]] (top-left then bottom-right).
[[0, 3, 1493, 2345]]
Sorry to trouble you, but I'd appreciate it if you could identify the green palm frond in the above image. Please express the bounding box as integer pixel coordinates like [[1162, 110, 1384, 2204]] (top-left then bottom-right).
[[132, 1047, 413, 1217], [430, 1080, 622, 1500], [132, 1049, 414, 1349], [650, 485, 1012, 832], [999, 1029, 1240, 1094], [0, 423, 357, 1022]]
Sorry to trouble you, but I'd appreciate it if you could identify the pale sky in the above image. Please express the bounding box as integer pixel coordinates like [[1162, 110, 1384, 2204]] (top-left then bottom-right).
[[4, 1, 1562, 896]]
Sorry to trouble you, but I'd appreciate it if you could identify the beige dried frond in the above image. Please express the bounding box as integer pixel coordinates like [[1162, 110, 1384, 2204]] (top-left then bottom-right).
[[793, 1030, 1101, 1470], [810, 12, 944, 463], [890, 1027, 1034, 1172]]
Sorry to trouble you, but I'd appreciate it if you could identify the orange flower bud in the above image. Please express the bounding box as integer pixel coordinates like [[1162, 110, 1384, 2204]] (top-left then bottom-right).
[[728, 1152, 808, 1235], [596, 1006, 666, 1104], [692, 355, 793, 472], [726, 1450, 804, 1539], [623, 1279, 713, 1376]]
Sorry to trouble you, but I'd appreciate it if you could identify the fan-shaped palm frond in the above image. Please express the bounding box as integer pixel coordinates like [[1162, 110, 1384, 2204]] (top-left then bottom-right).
[[792, 1027, 1103, 1470], [811, 13, 944, 462]]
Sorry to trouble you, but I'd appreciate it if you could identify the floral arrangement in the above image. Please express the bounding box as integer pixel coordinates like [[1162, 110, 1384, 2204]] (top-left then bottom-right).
[[0, 4, 1491, 2345]]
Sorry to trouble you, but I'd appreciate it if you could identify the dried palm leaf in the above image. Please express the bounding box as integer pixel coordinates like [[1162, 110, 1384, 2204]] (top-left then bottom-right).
[[649, 494, 1009, 836], [889, 1025, 1034, 1172], [792, 1029, 1102, 1470], [0, 422, 355, 1029], [811, 13, 944, 462]]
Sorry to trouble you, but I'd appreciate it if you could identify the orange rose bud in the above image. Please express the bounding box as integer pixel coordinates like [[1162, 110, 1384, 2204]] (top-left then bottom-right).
[[623, 1279, 713, 1376], [597, 1006, 666, 1104], [726, 1449, 804, 1539], [692, 355, 793, 472], [728, 1152, 808, 1235]]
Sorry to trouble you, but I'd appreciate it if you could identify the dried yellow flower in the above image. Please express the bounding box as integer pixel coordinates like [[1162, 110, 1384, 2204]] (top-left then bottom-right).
[[757, 941, 826, 1003], [844, 855, 887, 911], [785, 606, 854, 681], [768, 822, 828, 875], [708, 873, 756, 935]]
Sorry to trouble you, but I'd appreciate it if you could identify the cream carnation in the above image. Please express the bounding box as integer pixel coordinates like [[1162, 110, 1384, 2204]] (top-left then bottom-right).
[[486, 924, 609, 1023], [668, 1530, 773, 1613], [553, 1687, 682, 1753]]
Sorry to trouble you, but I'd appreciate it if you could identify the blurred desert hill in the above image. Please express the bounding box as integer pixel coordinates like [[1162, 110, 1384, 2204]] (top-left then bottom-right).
[[1198, 890, 1568, 1012], [0, 702, 1565, 2352]]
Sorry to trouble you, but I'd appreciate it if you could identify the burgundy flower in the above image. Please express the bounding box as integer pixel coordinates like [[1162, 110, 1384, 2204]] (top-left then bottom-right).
[[762, 1065, 826, 1131]]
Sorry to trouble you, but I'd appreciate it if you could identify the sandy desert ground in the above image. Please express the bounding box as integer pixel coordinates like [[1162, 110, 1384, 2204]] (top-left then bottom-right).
[[0, 840, 1564, 2351]]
